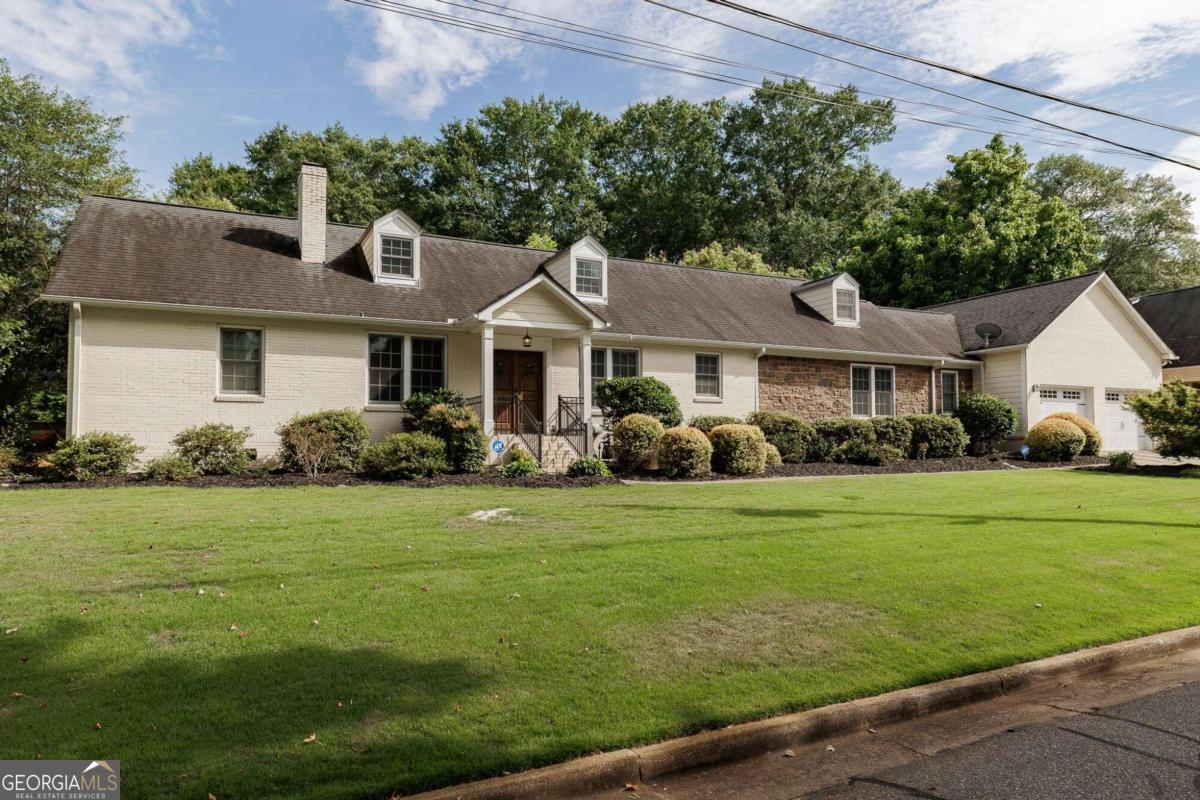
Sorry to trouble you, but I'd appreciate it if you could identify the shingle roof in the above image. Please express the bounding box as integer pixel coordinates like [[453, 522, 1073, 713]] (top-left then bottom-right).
[[925, 272, 1101, 351], [1135, 285, 1200, 367], [45, 196, 970, 361]]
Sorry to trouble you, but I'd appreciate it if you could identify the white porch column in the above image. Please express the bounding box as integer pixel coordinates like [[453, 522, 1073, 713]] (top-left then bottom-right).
[[481, 324, 495, 437], [578, 333, 593, 453]]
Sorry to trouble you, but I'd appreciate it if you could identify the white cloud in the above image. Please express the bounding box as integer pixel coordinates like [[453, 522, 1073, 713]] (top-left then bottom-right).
[[1150, 138, 1200, 228], [896, 127, 961, 170], [0, 0, 194, 100]]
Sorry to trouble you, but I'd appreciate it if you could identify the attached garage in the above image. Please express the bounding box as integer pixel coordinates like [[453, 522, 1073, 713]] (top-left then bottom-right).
[[1101, 390, 1150, 452], [1036, 387, 1087, 421]]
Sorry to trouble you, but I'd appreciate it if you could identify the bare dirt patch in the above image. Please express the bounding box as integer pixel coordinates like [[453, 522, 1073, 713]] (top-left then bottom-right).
[[149, 629, 181, 648]]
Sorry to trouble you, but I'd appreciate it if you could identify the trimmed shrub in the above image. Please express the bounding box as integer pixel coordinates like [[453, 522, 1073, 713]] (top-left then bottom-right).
[[419, 404, 488, 474], [501, 447, 540, 477], [1045, 412, 1102, 456], [360, 432, 447, 480], [611, 413, 665, 472], [1025, 418, 1086, 462], [691, 415, 740, 435], [47, 432, 141, 481], [595, 377, 682, 429], [764, 443, 782, 466], [142, 455, 197, 482], [831, 440, 904, 465], [172, 423, 251, 475], [277, 409, 369, 473], [955, 393, 1017, 453], [656, 426, 713, 479], [811, 417, 875, 461], [0, 445, 17, 475], [906, 415, 969, 459], [1126, 383, 1200, 459], [871, 416, 913, 455], [746, 410, 814, 463], [709, 424, 767, 476], [1107, 451, 1136, 471], [402, 388, 468, 426], [566, 455, 612, 478]]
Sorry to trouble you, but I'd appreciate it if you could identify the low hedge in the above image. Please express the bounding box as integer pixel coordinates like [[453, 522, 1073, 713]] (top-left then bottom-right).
[[811, 417, 875, 461], [173, 423, 252, 475], [47, 432, 142, 481], [831, 440, 904, 466], [907, 415, 969, 459], [141, 455, 197, 482], [1045, 412, 1102, 456], [871, 416, 913, 455], [360, 432, 447, 479], [746, 410, 813, 463], [501, 447, 540, 477], [691, 415, 740, 435], [277, 409, 369, 473], [709, 424, 767, 476], [611, 413, 665, 472], [566, 455, 611, 477], [657, 426, 713, 478], [764, 442, 782, 467], [1025, 418, 1086, 462]]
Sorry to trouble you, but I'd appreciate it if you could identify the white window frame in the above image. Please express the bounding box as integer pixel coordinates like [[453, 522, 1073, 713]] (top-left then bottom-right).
[[379, 234, 415, 278], [940, 370, 959, 415], [835, 288, 858, 323], [573, 257, 605, 299], [368, 210, 423, 287], [694, 352, 722, 399], [216, 326, 265, 399], [364, 332, 448, 409], [850, 363, 896, 418], [589, 346, 641, 408]]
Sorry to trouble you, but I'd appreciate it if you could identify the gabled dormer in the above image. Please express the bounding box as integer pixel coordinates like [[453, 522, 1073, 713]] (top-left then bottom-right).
[[793, 272, 860, 328], [541, 236, 608, 304], [359, 210, 423, 286]]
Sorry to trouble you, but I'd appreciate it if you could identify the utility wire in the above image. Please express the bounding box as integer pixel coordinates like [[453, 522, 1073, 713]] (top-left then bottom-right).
[[699, 0, 1200, 138], [646, 0, 1200, 171]]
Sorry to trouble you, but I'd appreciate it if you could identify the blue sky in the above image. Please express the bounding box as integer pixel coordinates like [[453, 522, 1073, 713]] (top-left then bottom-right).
[[4, 0, 1200, 223]]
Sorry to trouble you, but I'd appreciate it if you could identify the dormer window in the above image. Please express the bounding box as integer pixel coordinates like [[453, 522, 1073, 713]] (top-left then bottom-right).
[[575, 258, 603, 296], [380, 235, 414, 278], [836, 288, 858, 322]]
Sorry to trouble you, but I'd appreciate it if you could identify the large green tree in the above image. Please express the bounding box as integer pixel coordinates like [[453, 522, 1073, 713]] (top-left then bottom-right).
[[1030, 154, 1200, 296], [0, 61, 137, 442], [849, 137, 1099, 307]]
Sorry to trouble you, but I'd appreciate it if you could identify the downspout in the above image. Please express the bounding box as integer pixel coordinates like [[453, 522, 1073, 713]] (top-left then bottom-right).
[[754, 347, 767, 411], [68, 302, 82, 438], [929, 366, 936, 414]]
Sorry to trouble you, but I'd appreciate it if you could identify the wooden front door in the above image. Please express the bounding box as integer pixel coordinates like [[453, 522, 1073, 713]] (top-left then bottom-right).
[[494, 350, 544, 433]]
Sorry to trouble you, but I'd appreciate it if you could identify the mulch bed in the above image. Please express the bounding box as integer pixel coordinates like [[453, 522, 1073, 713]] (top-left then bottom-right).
[[625, 455, 1109, 482], [1, 470, 620, 490]]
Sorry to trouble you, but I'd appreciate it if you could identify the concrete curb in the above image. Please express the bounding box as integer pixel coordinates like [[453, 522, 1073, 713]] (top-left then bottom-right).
[[406, 625, 1200, 799]]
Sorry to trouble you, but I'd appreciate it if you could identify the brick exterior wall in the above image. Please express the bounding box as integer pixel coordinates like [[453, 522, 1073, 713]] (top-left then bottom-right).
[[297, 163, 327, 263], [758, 355, 973, 419]]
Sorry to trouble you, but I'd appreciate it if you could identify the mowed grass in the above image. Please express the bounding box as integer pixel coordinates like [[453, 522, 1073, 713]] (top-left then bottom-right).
[[1, 471, 1197, 799]]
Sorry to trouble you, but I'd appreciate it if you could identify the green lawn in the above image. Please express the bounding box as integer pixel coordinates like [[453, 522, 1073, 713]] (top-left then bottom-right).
[[1, 471, 1197, 799]]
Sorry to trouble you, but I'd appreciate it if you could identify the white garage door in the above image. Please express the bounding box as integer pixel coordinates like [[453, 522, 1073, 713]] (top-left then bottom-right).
[[1102, 391, 1148, 452], [1038, 388, 1087, 422]]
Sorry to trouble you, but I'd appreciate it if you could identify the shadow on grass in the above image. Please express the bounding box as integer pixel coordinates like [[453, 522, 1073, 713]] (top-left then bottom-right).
[[3, 619, 494, 799]]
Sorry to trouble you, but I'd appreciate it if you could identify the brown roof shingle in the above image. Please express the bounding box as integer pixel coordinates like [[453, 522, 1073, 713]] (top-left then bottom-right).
[[1135, 285, 1200, 367]]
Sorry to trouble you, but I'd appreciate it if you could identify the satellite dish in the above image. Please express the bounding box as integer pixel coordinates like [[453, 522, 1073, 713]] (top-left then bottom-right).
[[975, 322, 1003, 347]]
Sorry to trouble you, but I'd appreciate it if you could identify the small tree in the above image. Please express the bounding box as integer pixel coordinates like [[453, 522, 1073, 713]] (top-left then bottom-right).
[[289, 424, 336, 478], [595, 377, 682, 429], [954, 393, 1017, 454], [1126, 383, 1200, 459]]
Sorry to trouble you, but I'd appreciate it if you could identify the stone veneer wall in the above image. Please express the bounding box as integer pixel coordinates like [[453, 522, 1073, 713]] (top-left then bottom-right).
[[758, 355, 972, 418]]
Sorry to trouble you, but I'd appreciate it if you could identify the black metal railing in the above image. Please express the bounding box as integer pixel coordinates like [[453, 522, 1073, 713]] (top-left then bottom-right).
[[465, 393, 544, 465], [556, 395, 590, 457]]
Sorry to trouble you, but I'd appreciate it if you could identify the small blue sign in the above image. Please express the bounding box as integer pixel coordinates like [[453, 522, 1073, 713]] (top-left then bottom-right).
[[491, 439, 506, 454], [1019, 443, 1031, 459]]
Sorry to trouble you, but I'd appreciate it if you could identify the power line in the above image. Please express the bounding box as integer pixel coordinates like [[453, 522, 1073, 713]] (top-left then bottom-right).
[[646, 0, 1200, 171], [699, 0, 1200, 138]]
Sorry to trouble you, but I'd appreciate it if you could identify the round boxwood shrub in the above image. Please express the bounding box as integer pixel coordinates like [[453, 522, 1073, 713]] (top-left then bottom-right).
[[906, 415, 969, 459], [419, 404, 488, 474], [656, 426, 713, 479], [709, 424, 767, 476], [277, 409, 369, 473], [690, 415, 740, 435], [566, 455, 612, 478], [360, 432, 448, 480], [500, 447, 540, 477], [1045, 411, 1102, 456], [611, 413, 665, 472], [831, 440, 904, 466], [870, 416, 913, 455], [954, 393, 1017, 453], [141, 454, 197, 482], [1025, 418, 1086, 462], [48, 432, 142, 481], [595, 377, 682, 430], [811, 417, 876, 461], [746, 410, 814, 463], [172, 423, 251, 475], [764, 442, 782, 467]]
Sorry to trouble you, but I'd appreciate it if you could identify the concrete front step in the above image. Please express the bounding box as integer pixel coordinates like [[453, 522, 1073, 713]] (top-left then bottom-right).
[[494, 434, 589, 473]]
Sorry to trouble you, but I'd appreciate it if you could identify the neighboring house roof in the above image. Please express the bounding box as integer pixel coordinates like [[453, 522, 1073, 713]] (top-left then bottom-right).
[[925, 272, 1102, 351], [45, 196, 971, 362], [1134, 284, 1200, 367]]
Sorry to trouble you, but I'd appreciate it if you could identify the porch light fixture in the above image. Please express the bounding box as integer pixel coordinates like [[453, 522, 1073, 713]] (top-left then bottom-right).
[[522, 330, 532, 348]]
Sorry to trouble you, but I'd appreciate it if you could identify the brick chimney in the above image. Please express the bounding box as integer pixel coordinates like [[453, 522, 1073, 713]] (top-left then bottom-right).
[[297, 162, 327, 263]]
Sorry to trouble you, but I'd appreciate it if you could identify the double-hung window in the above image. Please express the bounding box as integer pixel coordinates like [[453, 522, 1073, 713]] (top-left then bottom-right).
[[219, 328, 263, 395], [590, 347, 639, 405], [695, 353, 721, 398], [380, 235, 414, 277], [835, 289, 858, 322], [575, 258, 603, 297], [368, 334, 445, 405], [851, 365, 895, 417], [941, 370, 959, 414]]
